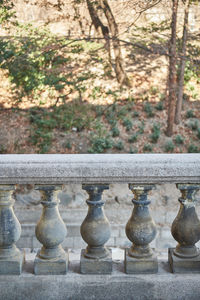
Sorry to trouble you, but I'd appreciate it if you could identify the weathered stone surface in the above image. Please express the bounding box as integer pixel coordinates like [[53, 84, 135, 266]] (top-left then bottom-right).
[[168, 248, 200, 273], [0, 250, 24, 275], [0, 154, 199, 184], [124, 249, 158, 274], [80, 249, 112, 274], [34, 251, 68, 275], [1, 251, 200, 300]]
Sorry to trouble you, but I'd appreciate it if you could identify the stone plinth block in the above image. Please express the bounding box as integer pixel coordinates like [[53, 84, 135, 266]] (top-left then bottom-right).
[[168, 248, 200, 273], [34, 251, 69, 275], [0, 250, 24, 275], [80, 249, 112, 274], [125, 249, 158, 274]]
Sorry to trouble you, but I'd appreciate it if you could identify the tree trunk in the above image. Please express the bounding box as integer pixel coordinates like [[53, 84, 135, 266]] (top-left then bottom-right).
[[174, 0, 190, 125], [99, 0, 131, 87], [166, 0, 179, 137], [86, 0, 112, 65]]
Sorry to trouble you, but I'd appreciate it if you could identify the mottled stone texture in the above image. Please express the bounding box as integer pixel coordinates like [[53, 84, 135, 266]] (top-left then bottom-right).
[[0, 250, 24, 275], [80, 249, 112, 274], [125, 249, 158, 274], [34, 185, 68, 275], [169, 184, 200, 273], [125, 185, 158, 273], [0, 185, 24, 275], [80, 184, 112, 274], [168, 248, 200, 273], [0, 154, 199, 184], [34, 252, 68, 275]]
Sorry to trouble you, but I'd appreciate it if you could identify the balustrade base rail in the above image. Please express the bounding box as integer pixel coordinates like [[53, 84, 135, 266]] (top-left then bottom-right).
[[0, 250, 200, 300]]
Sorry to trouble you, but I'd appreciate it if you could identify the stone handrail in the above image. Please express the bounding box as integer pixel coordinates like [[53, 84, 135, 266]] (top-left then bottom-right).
[[0, 153, 200, 276], [0, 153, 199, 184]]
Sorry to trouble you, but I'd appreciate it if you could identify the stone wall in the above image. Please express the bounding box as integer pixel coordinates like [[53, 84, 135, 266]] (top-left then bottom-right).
[[14, 183, 200, 250], [11, 0, 200, 35]]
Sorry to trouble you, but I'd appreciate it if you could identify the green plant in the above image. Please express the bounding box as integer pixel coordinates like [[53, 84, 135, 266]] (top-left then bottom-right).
[[149, 86, 159, 95], [122, 118, 133, 131], [105, 108, 117, 126], [88, 136, 113, 153], [186, 110, 194, 118], [65, 141, 72, 149], [29, 101, 94, 152], [114, 140, 124, 150], [0, 145, 6, 154], [117, 107, 128, 119], [133, 111, 139, 117], [188, 144, 199, 153], [197, 128, 200, 140], [164, 140, 175, 153], [143, 144, 153, 152], [111, 126, 120, 137], [129, 146, 138, 154], [174, 135, 184, 145], [0, 1, 15, 25], [137, 121, 145, 134], [144, 102, 154, 118], [188, 120, 199, 131], [155, 101, 164, 111], [128, 134, 138, 143], [150, 123, 160, 143]]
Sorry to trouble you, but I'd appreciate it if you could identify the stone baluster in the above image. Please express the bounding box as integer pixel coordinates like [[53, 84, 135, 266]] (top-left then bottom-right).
[[168, 184, 200, 273], [0, 185, 24, 274], [125, 184, 158, 274], [80, 184, 112, 274], [34, 185, 68, 275]]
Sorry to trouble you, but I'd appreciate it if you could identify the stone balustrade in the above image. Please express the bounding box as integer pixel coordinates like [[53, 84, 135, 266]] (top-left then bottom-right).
[[0, 154, 200, 275]]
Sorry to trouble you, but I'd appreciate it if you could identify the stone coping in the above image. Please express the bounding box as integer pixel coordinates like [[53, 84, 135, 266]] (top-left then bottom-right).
[[0, 154, 199, 184]]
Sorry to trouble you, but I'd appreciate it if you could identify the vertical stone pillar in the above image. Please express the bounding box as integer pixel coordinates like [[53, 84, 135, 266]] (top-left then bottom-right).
[[125, 184, 158, 274], [168, 184, 200, 273], [80, 184, 112, 274], [34, 185, 68, 275], [0, 185, 24, 274]]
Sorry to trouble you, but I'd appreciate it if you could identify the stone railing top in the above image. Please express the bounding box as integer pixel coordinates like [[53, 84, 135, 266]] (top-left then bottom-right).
[[0, 154, 199, 184]]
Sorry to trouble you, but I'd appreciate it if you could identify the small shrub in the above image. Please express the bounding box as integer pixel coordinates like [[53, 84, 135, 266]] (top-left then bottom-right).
[[174, 135, 184, 145], [143, 144, 153, 152], [164, 140, 175, 153], [129, 146, 138, 154], [111, 126, 120, 137], [188, 144, 199, 153], [65, 141, 72, 149], [188, 120, 198, 131], [144, 102, 154, 118], [133, 111, 139, 117], [186, 110, 194, 118], [89, 136, 113, 153], [0, 145, 6, 154], [117, 107, 128, 119], [150, 123, 160, 143], [197, 128, 200, 140], [150, 86, 159, 95], [114, 140, 124, 150], [128, 134, 138, 143], [95, 106, 103, 117], [137, 121, 145, 134], [155, 101, 164, 111], [123, 118, 133, 131]]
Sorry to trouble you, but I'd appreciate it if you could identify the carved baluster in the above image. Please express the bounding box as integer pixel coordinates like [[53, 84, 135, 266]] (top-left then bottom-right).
[[34, 185, 68, 275], [168, 184, 200, 273], [80, 184, 112, 274], [125, 184, 158, 274], [0, 185, 24, 274]]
